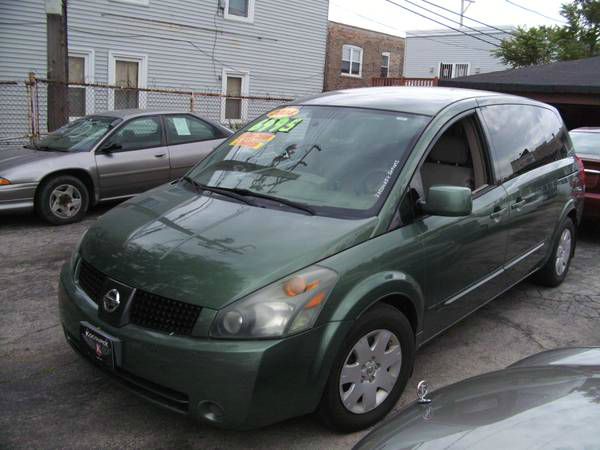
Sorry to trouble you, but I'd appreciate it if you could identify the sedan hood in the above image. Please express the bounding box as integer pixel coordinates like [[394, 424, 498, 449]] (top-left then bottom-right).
[[81, 182, 378, 310], [355, 349, 600, 450], [0, 146, 59, 170]]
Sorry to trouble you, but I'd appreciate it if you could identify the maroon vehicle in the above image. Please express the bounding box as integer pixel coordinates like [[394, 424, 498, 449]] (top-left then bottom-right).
[[570, 128, 600, 220]]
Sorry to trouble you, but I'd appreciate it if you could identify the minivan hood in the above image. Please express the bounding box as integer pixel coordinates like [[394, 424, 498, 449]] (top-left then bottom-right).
[[81, 182, 378, 310]]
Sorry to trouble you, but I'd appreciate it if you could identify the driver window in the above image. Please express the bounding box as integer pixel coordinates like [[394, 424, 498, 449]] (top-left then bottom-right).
[[411, 115, 489, 204], [111, 116, 163, 152]]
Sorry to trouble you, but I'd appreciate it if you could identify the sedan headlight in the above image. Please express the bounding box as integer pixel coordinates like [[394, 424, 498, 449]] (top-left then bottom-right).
[[211, 266, 338, 339]]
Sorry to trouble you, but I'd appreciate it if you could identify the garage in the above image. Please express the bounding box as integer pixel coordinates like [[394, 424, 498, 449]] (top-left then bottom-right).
[[439, 56, 600, 130]]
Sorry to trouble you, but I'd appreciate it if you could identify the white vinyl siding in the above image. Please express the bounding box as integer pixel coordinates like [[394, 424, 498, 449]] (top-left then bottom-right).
[[404, 28, 512, 78]]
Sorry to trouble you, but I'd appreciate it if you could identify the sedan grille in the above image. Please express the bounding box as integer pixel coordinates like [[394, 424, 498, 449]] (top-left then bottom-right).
[[130, 290, 201, 336]]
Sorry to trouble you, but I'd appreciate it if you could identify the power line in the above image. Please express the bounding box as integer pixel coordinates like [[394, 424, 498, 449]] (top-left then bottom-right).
[[333, 2, 493, 52], [401, 0, 505, 42], [383, 0, 502, 48], [504, 0, 566, 24], [420, 0, 518, 36]]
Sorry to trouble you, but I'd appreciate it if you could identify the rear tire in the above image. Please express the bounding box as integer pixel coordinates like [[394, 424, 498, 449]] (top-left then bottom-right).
[[533, 218, 575, 287], [317, 304, 415, 432], [36, 175, 89, 225]]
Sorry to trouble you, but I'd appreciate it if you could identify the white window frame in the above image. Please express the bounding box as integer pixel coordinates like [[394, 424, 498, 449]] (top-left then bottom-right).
[[381, 51, 391, 78], [438, 62, 471, 79], [221, 69, 249, 124], [341, 44, 363, 78], [224, 0, 255, 23], [68, 48, 95, 119], [108, 51, 148, 110], [109, 0, 149, 6]]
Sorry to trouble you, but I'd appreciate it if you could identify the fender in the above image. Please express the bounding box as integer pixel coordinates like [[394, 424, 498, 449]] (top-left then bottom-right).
[[541, 198, 578, 266], [327, 271, 425, 335]]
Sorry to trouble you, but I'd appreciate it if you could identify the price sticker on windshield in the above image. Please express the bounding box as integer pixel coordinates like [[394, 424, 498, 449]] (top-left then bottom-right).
[[230, 132, 276, 150], [267, 107, 299, 118]]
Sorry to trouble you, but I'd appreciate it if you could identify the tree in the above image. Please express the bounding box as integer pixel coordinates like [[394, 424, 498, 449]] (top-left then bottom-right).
[[494, 0, 600, 67]]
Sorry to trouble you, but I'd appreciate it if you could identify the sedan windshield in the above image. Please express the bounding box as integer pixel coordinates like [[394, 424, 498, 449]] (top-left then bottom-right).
[[187, 106, 429, 217], [30, 116, 121, 152], [570, 131, 600, 158]]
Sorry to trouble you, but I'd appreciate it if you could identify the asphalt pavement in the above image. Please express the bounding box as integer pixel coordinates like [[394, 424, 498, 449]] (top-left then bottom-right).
[[1, 204, 599, 449]]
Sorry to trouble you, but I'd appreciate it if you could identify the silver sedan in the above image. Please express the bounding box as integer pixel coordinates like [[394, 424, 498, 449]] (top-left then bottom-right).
[[0, 110, 231, 224]]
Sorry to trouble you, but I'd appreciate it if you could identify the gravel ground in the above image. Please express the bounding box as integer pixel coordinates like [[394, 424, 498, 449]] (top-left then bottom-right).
[[1, 205, 599, 449]]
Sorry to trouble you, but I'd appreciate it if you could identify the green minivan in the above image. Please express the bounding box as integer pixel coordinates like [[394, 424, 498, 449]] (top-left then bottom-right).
[[59, 87, 584, 431]]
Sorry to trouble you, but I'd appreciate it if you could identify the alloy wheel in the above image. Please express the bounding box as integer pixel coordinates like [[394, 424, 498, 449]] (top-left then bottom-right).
[[339, 329, 402, 414], [49, 184, 82, 219]]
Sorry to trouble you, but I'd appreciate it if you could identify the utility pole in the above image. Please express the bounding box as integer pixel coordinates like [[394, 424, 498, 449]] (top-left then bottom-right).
[[46, 0, 68, 131], [460, 0, 475, 27]]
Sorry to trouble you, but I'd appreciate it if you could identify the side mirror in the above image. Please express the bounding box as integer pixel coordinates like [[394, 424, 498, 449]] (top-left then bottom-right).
[[100, 142, 122, 153], [421, 186, 472, 217]]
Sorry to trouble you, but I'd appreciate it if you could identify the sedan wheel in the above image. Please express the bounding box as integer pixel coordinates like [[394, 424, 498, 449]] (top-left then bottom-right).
[[49, 184, 83, 219], [339, 329, 402, 414]]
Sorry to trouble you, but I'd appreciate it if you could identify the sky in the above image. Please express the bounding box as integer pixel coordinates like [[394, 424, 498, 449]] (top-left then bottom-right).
[[329, 0, 568, 37]]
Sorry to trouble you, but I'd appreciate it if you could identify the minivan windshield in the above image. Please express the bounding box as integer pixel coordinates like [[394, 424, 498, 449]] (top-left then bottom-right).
[[187, 106, 429, 217], [27, 116, 121, 152], [570, 131, 600, 158]]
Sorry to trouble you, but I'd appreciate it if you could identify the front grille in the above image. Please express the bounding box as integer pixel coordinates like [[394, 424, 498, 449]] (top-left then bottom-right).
[[77, 259, 106, 304], [130, 290, 201, 336]]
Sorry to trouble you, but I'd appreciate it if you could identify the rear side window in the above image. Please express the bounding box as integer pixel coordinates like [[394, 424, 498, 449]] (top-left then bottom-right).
[[165, 115, 222, 145], [480, 105, 568, 182]]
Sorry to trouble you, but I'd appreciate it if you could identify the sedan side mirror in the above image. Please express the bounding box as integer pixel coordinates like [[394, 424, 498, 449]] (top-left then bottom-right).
[[421, 186, 472, 217], [100, 142, 122, 153]]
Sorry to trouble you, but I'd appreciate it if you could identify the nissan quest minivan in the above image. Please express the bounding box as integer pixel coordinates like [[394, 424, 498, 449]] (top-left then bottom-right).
[[59, 87, 584, 432]]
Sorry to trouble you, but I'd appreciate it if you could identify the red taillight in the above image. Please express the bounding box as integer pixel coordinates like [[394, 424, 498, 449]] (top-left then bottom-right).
[[575, 156, 586, 185]]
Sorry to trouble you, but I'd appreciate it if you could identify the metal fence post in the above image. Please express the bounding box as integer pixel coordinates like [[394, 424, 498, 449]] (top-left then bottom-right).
[[189, 92, 195, 112]]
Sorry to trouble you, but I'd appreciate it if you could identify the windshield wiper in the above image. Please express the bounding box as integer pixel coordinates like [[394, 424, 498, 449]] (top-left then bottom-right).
[[181, 177, 315, 215], [226, 188, 315, 215], [181, 176, 255, 206]]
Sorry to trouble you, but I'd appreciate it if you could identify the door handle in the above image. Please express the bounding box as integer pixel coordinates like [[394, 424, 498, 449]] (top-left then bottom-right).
[[154, 153, 166, 158], [490, 206, 506, 221], [511, 197, 527, 210]]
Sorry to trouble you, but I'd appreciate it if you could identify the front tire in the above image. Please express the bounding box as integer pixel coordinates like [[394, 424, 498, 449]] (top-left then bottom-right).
[[36, 175, 89, 225], [317, 304, 415, 432], [533, 217, 576, 287]]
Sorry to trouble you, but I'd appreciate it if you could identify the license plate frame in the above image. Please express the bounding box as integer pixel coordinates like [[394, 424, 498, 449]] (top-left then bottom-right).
[[79, 322, 118, 370]]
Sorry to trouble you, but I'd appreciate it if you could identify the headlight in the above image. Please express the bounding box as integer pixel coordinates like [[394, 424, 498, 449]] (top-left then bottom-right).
[[0, 177, 11, 186], [211, 266, 338, 339]]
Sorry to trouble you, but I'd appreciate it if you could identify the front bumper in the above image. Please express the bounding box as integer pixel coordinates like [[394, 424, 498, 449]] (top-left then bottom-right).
[[58, 263, 351, 429], [0, 182, 37, 213]]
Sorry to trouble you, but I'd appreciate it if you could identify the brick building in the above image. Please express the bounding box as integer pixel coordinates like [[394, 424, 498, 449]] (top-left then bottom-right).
[[324, 21, 405, 91]]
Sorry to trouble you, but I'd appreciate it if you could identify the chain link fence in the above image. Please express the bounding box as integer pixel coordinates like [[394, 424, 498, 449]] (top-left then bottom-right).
[[0, 75, 298, 146]]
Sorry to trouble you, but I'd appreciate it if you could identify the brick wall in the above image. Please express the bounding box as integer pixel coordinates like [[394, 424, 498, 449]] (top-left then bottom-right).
[[324, 21, 405, 91]]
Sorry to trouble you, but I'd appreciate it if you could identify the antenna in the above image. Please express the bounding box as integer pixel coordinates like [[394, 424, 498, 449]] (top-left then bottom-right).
[[460, 0, 475, 27]]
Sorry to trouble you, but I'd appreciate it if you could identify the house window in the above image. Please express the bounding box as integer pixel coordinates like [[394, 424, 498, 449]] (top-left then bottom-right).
[[439, 62, 470, 79], [224, 0, 255, 22], [115, 60, 139, 109], [68, 49, 94, 119], [341, 45, 363, 77], [381, 52, 390, 78], [108, 51, 148, 110], [222, 70, 249, 123]]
